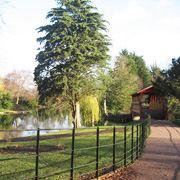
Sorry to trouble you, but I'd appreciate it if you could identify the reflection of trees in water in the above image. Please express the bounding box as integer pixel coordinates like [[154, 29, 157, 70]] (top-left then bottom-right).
[[0, 115, 14, 129], [0, 109, 72, 139], [35, 109, 72, 128], [0, 115, 23, 140], [37, 109, 62, 121], [14, 109, 71, 129]]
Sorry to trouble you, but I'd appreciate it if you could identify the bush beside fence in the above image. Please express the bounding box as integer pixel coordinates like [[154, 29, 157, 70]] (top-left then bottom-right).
[[0, 113, 151, 180]]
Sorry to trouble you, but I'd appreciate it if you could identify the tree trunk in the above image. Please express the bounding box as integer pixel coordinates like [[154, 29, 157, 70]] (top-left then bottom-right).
[[92, 114, 95, 126], [75, 101, 81, 128], [16, 96, 19, 105], [104, 98, 108, 115]]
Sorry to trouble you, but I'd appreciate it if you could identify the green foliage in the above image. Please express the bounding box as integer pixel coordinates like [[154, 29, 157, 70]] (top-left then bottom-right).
[[153, 57, 180, 122], [0, 115, 14, 129], [153, 57, 180, 99], [24, 106, 29, 110], [168, 98, 180, 114], [96, 70, 113, 115], [34, 0, 111, 124], [39, 96, 57, 107], [150, 63, 162, 82], [120, 49, 151, 87], [107, 54, 141, 113], [80, 96, 100, 126], [0, 92, 13, 109], [167, 97, 180, 121], [28, 99, 37, 109]]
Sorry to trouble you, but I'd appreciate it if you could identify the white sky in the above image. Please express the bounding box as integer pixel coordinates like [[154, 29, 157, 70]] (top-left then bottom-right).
[[0, 0, 180, 77]]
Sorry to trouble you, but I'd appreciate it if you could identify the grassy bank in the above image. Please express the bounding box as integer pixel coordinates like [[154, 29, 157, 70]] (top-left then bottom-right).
[[0, 122, 143, 180], [0, 109, 14, 112]]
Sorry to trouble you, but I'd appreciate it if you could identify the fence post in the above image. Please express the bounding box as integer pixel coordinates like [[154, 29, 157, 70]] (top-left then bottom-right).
[[139, 123, 142, 154], [131, 126, 134, 163], [144, 120, 147, 140], [35, 128, 40, 180], [142, 122, 144, 152], [124, 126, 127, 166], [71, 126, 75, 180], [113, 127, 116, 172], [96, 127, 99, 179], [136, 125, 139, 159]]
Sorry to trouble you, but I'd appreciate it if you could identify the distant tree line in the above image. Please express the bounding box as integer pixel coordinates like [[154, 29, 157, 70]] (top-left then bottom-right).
[[0, 70, 38, 110]]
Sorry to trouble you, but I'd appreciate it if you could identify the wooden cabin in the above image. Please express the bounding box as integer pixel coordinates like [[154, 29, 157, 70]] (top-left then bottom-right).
[[131, 85, 168, 120]]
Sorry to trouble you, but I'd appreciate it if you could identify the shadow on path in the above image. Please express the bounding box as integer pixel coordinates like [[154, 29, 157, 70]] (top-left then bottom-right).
[[129, 120, 180, 180], [165, 126, 180, 180]]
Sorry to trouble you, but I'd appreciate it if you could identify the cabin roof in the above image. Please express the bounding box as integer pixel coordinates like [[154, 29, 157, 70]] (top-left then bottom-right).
[[131, 85, 154, 96]]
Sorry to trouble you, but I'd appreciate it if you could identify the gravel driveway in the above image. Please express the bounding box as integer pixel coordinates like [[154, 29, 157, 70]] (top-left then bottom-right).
[[129, 120, 180, 180]]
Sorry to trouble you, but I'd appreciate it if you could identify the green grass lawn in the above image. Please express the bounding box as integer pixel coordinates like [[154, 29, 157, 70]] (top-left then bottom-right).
[[0, 109, 14, 112], [0, 122, 144, 180]]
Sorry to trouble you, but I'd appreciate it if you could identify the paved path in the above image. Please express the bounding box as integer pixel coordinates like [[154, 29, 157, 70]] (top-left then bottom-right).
[[130, 120, 180, 180]]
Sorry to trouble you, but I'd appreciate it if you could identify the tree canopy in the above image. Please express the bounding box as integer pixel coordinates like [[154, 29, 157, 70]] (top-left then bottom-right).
[[80, 95, 100, 127], [153, 57, 180, 120], [4, 70, 34, 105], [107, 53, 141, 113], [150, 63, 162, 82], [34, 0, 111, 127], [154, 57, 180, 99], [120, 49, 151, 87]]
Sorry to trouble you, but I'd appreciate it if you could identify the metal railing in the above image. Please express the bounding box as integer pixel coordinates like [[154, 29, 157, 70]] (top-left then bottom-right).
[[0, 113, 151, 180]]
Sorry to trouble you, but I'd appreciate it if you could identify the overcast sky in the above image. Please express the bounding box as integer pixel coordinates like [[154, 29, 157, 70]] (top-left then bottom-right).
[[0, 0, 180, 77]]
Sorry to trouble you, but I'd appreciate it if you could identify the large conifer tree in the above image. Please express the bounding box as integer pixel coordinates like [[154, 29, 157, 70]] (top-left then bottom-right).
[[34, 0, 111, 127]]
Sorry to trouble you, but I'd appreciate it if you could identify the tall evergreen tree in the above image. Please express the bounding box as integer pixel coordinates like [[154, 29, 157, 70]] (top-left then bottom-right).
[[34, 0, 111, 128]]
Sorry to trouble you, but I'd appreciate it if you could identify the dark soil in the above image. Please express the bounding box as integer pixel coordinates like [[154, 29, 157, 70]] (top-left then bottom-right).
[[0, 144, 66, 154], [0, 128, 125, 154]]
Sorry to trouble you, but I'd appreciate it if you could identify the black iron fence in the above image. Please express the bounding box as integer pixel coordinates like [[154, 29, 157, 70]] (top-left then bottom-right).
[[0, 113, 151, 180]]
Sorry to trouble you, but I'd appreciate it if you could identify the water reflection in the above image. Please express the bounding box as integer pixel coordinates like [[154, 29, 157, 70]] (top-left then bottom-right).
[[0, 109, 72, 139]]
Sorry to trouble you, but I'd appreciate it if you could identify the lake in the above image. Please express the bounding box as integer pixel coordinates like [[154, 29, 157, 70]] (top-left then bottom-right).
[[0, 109, 73, 139]]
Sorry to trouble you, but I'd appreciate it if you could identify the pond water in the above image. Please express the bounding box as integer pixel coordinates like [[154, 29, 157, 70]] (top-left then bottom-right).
[[0, 109, 73, 139]]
